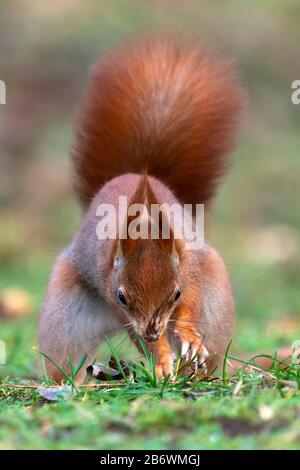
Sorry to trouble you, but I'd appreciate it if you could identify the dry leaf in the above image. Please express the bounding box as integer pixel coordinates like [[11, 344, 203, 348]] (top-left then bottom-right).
[[37, 385, 73, 401], [0, 288, 32, 319], [86, 357, 130, 381]]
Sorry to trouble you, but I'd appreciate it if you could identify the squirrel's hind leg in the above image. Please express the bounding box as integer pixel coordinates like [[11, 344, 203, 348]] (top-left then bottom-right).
[[39, 250, 120, 383], [199, 246, 235, 374]]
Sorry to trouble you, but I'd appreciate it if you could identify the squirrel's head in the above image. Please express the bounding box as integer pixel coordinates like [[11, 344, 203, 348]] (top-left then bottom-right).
[[111, 237, 182, 342], [107, 176, 183, 342]]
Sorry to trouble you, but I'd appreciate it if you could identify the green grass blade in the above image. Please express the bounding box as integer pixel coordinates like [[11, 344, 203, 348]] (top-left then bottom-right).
[[222, 339, 232, 385], [33, 347, 77, 391], [106, 336, 129, 383], [72, 354, 88, 379], [41, 354, 50, 386], [136, 335, 156, 386]]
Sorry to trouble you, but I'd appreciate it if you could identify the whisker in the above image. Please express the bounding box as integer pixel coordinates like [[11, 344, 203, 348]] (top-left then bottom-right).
[[168, 318, 217, 328], [70, 320, 138, 351], [110, 335, 129, 354], [111, 329, 137, 354], [67, 325, 125, 350]]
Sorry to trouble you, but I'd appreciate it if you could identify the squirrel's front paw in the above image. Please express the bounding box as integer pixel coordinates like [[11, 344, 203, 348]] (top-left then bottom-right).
[[155, 353, 175, 380], [181, 340, 209, 374], [175, 329, 209, 374]]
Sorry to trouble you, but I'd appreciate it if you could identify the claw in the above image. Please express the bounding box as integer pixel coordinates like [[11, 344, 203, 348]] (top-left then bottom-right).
[[198, 346, 209, 374], [181, 340, 190, 357], [199, 345, 209, 362], [191, 344, 199, 361]]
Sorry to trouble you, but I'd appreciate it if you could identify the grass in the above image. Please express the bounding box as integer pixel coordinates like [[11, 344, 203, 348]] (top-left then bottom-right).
[[1, 166, 300, 450], [0, 351, 300, 450], [0, 299, 300, 450], [1, 0, 300, 448], [1, 132, 300, 449]]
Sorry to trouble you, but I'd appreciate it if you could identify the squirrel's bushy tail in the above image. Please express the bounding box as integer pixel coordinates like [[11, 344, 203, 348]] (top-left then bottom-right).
[[72, 33, 244, 208]]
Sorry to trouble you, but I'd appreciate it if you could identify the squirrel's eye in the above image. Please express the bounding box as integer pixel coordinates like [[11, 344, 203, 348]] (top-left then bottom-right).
[[118, 288, 127, 306], [174, 288, 181, 301]]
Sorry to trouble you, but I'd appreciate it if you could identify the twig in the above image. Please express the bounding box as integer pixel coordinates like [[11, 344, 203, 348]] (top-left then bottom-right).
[[1, 382, 127, 390]]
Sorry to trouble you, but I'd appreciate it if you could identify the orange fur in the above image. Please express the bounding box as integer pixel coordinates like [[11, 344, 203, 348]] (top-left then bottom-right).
[[73, 33, 244, 208], [40, 34, 243, 381]]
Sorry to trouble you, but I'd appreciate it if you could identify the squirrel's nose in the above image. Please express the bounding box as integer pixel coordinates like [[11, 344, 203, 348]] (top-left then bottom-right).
[[143, 332, 159, 342]]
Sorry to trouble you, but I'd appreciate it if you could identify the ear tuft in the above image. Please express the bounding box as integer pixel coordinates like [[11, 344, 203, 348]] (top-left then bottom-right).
[[116, 175, 180, 257]]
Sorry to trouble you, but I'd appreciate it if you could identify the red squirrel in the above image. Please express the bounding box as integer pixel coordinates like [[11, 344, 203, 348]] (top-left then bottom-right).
[[39, 33, 244, 382]]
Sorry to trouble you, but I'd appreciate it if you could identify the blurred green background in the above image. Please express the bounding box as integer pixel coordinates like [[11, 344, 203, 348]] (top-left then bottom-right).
[[0, 0, 300, 379]]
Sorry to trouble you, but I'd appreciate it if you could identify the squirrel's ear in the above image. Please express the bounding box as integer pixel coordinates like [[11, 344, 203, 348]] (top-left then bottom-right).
[[158, 220, 174, 255], [112, 238, 124, 268], [153, 209, 184, 258], [116, 174, 150, 257], [148, 206, 175, 255], [145, 178, 175, 254]]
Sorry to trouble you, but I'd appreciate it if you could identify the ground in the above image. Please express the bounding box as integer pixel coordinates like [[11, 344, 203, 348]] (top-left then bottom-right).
[[0, 0, 300, 451], [0, 224, 300, 450]]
